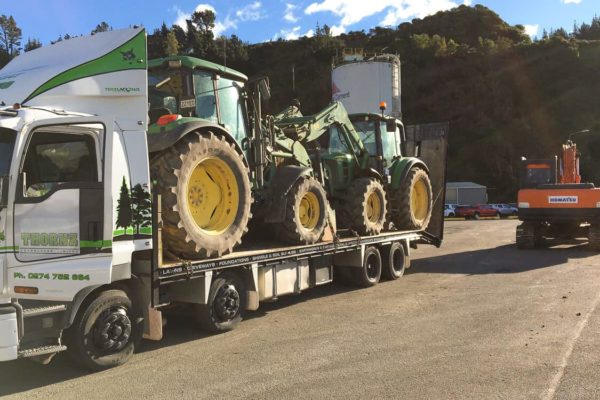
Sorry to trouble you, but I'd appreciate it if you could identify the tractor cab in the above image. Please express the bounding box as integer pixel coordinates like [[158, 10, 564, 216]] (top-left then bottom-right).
[[348, 113, 405, 175], [147, 56, 249, 145]]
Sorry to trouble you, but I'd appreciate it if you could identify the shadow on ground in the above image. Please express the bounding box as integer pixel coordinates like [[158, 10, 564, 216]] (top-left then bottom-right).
[[410, 239, 596, 276]]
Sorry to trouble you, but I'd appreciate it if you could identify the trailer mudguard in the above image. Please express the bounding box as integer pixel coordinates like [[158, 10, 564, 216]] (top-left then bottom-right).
[[389, 157, 429, 190], [264, 165, 313, 223], [147, 120, 247, 163]]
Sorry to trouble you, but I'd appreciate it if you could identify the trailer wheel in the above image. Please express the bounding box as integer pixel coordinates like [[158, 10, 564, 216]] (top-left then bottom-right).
[[196, 272, 246, 333], [353, 246, 382, 287], [276, 177, 328, 244], [381, 242, 407, 280], [64, 289, 142, 371]]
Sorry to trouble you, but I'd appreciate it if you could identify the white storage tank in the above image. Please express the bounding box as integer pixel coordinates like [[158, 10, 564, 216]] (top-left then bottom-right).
[[332, 54, 401, 118]]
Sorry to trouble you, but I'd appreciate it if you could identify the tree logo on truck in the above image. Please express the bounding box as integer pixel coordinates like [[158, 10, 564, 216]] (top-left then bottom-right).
[[115, 177, 152, 239]]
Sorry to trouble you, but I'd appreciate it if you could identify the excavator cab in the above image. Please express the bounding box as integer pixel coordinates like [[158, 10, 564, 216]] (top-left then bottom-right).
[[518, 158, 557, 189]]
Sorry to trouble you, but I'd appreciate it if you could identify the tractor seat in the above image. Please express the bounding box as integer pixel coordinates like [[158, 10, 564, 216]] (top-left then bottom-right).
[[149, 107, 172, 124]]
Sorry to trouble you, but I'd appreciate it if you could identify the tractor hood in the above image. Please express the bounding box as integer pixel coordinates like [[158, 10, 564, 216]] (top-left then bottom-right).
[[0, 28, 147, 124]]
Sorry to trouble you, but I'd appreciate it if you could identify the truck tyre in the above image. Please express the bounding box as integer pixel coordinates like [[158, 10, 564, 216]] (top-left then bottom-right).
[[353, 246, 382, 287], [276, 177, 328, 244], [153, 131, 252, 258], [64, 289, 142, 371], [342, 178, 387, 235], [196, 272, 246, 333], [391, 167, 432, 231], [381, 242, 407, 280], [589, 224, 600, 251]]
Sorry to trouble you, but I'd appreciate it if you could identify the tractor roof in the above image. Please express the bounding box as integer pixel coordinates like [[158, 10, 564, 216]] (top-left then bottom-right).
[[148, 56, 247, 82]]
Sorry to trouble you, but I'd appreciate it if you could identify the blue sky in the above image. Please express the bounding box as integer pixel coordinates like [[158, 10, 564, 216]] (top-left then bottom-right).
[[2, 0, 599, 45]]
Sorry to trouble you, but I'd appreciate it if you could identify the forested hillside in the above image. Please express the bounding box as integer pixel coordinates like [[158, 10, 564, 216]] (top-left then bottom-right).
[[2, 5, 600, 201]]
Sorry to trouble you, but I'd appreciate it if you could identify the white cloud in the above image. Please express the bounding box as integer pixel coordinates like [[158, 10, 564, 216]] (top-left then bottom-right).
[[173, 4, 216, 28], [562, 0, 582, 3], [236, 2, 265, 22], [523, 24, 539, 38], [284, 3, 299, 23], [274, 26, 315, 40], [305, 0, 461, 34], [173, 2, 264, 36], [463, 0, 472, 5]]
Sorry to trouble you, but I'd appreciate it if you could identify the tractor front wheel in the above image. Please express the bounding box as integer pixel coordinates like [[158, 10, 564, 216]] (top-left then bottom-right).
[[276, 177, 328, 244], [341, 178, 387, 235]]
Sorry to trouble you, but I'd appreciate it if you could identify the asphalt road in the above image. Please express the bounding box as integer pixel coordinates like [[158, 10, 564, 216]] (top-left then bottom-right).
[[2, 219, 600, 399]]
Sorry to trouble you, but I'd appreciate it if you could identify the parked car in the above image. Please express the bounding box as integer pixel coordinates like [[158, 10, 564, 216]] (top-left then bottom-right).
[[455, 204, 500, 220], [489, 203, 518, 217], [444, 204, 457, 217], [454, 205, 476, 219]]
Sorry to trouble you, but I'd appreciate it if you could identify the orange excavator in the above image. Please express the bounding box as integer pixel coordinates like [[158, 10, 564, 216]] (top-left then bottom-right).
[[516, 130, 600, 249]]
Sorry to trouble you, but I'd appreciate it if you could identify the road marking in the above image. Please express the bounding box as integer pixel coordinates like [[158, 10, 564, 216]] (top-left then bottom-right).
[[543, 286, 600, 400]]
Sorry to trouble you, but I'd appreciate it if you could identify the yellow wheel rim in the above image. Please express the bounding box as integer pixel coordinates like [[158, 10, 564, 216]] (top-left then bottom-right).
[[366, 191, 382, 223], [411, 179, 429, 223], [299, 192, 320, 230], [186, 157, 239, 235]]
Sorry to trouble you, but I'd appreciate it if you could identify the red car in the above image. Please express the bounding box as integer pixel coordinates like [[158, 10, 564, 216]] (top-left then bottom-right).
[[455, 204, 500, 220]]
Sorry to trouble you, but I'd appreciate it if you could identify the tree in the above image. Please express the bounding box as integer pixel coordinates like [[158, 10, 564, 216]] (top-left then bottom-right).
[[92, 21, 111, 35], [0, 15, 22, 58], [116, 177, 132, 232], [130, 184, 151, 234], [164, 30, 180, 56], [23, 37, 41, 52]]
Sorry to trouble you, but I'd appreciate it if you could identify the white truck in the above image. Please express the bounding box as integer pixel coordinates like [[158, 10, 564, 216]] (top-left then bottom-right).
[[0, 28, 447, 370]]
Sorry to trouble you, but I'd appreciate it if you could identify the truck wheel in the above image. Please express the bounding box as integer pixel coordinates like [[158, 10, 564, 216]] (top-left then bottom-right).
[[391, 167, 432, 231], [473, 212, 481, 220], [196, 272, 246, 333], [276, 177, 328, 244], [153, 131, 252, 258], [342, 178, 387, 235], [381, 242, 407, 280], [353, 246, 382, 287], [589, 224, 600, 251], [65, 289, 142, 371]]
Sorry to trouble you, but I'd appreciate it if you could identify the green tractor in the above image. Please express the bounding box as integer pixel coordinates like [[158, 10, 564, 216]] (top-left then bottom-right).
[[147, 57, 329, 258], [275, 101, 432, 234]]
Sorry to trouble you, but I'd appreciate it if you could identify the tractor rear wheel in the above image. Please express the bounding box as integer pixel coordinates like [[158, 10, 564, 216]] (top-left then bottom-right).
[[276, 177, 328, 244], [391, 167, 433, 231], [341, 178, 387, 235], [152, 131, 252, 259]]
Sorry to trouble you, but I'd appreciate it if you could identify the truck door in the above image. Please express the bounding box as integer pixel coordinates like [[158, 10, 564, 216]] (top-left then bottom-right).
[[405, 122, 449, 245], [13, 119, 108, 261]]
